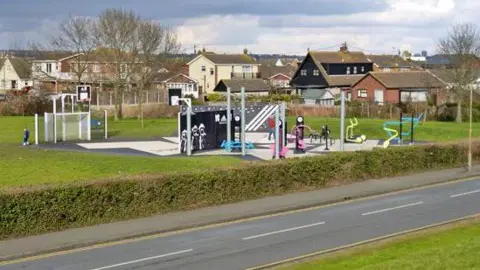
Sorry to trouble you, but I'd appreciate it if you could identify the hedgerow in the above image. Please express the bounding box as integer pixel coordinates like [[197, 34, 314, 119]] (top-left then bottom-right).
[[1, 141, 478, 240]]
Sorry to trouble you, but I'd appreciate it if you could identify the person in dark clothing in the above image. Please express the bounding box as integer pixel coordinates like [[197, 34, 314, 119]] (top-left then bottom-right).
[[267, 115, 275, 141], [23, 128, 30, 146]]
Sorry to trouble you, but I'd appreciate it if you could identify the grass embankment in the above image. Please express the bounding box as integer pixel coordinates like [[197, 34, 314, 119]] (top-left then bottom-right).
[[285, 217, 480, 270]]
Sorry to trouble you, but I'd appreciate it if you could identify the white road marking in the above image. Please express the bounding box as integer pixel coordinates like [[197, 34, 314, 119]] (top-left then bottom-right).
[[90, 249, 193, 270], [242, 222, 326, 240], [361, 201, 424, 216], [450, 189, 480, 198]]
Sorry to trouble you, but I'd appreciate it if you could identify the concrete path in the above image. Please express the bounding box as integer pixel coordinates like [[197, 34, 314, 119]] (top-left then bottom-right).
[[0, 165, 479, 263]]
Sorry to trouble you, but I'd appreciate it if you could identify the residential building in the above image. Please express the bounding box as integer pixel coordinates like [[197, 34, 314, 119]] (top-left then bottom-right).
[[428, 69, 480, 102], [187, 50, 260, 95], [290, 45, 373, 105], [350, 71, 446, 105], [161, 74, 198, 98], [0, 57, 33, 90], [213, 79, 270, 95], [367, 55, 421, 72], [259, 64, 296, 91]]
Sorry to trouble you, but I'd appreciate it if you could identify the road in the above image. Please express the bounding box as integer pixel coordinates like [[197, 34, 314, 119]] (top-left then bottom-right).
[[1, 178, 479, 270]]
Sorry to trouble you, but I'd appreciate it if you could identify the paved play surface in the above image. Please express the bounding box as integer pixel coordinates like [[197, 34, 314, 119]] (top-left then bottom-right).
[[71, 133, 383, 161]]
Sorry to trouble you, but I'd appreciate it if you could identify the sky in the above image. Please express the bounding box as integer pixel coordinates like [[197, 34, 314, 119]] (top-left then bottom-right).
[[0, 0, 479, 55]]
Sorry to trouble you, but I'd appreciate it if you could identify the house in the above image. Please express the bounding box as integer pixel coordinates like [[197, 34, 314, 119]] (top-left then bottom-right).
[[161, 74, 198, 98], [290, 45, 373, 105], [259, 64, 296, 91], [213, 79, 270, 95], [350, 71, 446, 105], [428, 68, 480, 102], [187, 50, 260, 96], [367, 55, 421, 72], [0, 57, 33, 90]]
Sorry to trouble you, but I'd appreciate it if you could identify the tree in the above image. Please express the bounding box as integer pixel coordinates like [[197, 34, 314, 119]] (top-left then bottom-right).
[[134, 21, 180, 127], [94, 8, 141, 121], [51, 16, 97, 89], [437, 23, 480, 122]]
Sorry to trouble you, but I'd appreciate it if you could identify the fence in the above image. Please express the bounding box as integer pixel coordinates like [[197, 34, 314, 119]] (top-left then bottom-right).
[[90, 88, 168, 107]]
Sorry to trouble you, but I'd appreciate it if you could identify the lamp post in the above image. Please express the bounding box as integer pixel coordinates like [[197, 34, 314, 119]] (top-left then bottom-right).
[[468, 83, 475, 172]]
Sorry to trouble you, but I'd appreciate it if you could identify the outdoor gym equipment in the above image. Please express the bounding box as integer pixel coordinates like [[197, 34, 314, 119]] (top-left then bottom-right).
[[309, 125, 335, 150], [290, 116, 316, 154], [382, 112, 424, 148], [271, 119, 288, 159], [345, 118, 367, 144]]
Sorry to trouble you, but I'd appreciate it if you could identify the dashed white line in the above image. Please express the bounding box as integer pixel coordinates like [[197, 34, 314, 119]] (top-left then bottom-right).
[[361, 201, 424, 216], [90, 249, 193, 270], [242, 222, 326, 240], [450, 189, 480, 198]]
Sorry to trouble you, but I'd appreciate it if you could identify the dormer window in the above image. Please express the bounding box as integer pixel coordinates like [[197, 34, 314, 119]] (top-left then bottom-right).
[[346, 66, 351, 75], [301, 69, 307, 76], [313, 69, 319, 76]]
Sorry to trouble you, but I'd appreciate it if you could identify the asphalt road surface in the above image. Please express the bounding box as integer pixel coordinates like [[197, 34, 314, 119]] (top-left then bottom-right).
[[2, 178, 479, 270]]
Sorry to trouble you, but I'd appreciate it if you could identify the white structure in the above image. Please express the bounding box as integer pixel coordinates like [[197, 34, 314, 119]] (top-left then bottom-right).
[[162, 74, 199, 98], [0, 57, 33, 90], [275, 59, 283, 66]]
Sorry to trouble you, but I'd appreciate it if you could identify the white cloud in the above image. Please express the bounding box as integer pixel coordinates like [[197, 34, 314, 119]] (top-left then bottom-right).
[[176, 0, 478, 55]]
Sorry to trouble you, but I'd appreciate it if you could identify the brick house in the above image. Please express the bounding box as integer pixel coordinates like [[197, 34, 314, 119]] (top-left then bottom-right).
[[350, 71, 446, 105]]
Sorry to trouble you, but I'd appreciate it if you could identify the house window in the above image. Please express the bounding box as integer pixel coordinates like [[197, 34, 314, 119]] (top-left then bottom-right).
[[357, 89, 368, 98], [46, 63, 52, 73], [201, 66, 206, 72], [353, 66, 357, 74], [313, 69, 319, 76], [346, 66, 351, 75], [361, 66, 365, 73], [347, 92, 352, 101], [242, 65, 252, 73], [93, 64, 100, 73], [301, 69, 307, 76], [210, 68, 214, 75]]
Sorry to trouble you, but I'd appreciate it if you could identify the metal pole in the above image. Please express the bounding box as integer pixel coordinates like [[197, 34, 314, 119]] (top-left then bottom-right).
[[53, 98, 57, 144], [410, 114, 414, 145], [178, 112, 181, 153], [61, 96, 66, 142], [468, 87, 473, 172], [35, 113, 39, 145], [187, 105, 192, 156], [399, 112, 403, 144], [281, 101, 286, 147], [104, 110, 108, 139], [241, 87, 246, 156], [340, 90, 345, 151], [275, 108, 280, 159], [227, 87, 231, 142]]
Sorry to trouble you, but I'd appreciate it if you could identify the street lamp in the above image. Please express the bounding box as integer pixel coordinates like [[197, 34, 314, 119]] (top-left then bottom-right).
[[468, 84, 472, 172]]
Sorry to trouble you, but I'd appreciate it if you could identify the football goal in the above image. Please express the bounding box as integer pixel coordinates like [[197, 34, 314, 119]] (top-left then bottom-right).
[[44, 112, 91, 143]]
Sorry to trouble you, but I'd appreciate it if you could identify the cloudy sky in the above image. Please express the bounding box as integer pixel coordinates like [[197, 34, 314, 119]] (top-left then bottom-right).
[[1, 0, 478, 55]]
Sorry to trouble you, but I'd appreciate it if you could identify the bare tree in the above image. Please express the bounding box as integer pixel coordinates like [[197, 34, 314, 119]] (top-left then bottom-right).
[[134, 21, 180, 127], [94, 8, 141, 120], [51, 16, 97, 89], [437, 23, 480, 122]]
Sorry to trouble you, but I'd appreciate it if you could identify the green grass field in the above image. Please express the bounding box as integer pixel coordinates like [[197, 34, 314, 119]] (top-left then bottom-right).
[[285, 219, 480, 270]]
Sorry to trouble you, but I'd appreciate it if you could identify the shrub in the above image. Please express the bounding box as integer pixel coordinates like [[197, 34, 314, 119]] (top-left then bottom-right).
[[1, 142, 478, 240]]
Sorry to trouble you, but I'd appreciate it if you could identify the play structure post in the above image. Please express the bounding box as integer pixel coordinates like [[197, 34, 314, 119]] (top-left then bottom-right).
[[281, 101, 286, 147], [53, 97, 57, 144], [275, 108, 280, 160], [177, 112, 181, 153], [34, 113, 39, 145], [186, 105, 192, 156], [241, 87, 246, 156], [340, 90, 345, 151], [324, 124, 329, 151], [410, 114, 414, 145], [227, 87, 231, 143], [399, 112, 403, 144]]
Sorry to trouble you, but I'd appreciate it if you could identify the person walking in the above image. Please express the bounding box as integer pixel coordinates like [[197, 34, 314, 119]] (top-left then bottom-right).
[[23, 128, 30, 146], [268, 115, 275, 141]]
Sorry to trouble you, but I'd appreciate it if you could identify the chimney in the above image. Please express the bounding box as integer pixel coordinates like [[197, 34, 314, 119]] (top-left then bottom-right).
[[243, 48, 248, 55], [340, 42, 348, 52]]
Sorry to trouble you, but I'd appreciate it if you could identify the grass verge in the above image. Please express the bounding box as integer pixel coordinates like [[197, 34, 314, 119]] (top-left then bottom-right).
[[283, 216, 480, 270], [0, 144, 242, 188]]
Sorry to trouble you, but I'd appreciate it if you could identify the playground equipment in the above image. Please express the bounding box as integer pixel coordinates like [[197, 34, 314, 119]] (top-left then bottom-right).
[[309, 125, 335, 150], [35, 87, 108, 145], [221, 115, 255, 152], [271, 118, 288, 159], [382, 112, 424, 148], [345, 118, 367, 144]]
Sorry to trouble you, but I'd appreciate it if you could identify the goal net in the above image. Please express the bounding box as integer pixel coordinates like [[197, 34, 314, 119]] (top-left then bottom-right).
[[44, 112, 91, 143]]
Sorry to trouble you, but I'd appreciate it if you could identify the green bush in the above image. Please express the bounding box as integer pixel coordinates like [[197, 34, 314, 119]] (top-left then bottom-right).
[[206, 93, 226, 102], [1, 142, 478, 240]]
